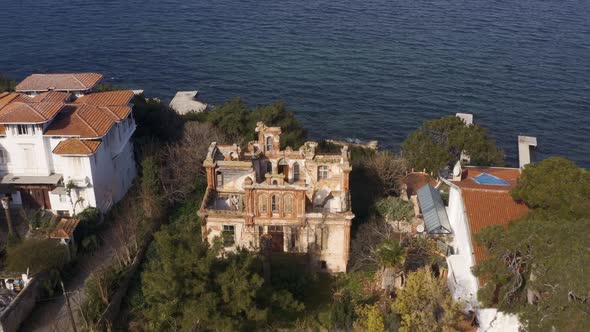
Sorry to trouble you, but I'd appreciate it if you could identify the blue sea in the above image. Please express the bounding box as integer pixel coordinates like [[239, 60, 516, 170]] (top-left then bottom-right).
[[1, 0, 589, 167]]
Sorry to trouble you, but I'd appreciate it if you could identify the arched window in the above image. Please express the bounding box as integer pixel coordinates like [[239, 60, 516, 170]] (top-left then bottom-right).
[[318, 165, 329, 180], [284, 195, 293, 214], [272, 179, 278, 185], [216, 172, 223, 187], [266, 160, 273, 175], [266, 136, 273, 152], [259, 194, 268, 213], [293, 162, 300, 181], [271, 195, 279, 213]]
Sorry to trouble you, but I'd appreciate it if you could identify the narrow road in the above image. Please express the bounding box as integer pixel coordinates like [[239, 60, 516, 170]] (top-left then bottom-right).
[[20, 220, 123, 332]]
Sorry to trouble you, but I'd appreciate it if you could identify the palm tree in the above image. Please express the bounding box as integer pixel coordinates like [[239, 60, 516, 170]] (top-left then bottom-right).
[[375, 239, 407, 290]]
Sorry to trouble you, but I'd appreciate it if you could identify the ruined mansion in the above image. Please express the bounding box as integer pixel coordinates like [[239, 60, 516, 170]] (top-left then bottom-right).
[[198, 122, 354, 272]]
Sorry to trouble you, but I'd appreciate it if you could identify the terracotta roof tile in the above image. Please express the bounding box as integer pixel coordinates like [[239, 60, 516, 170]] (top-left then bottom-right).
[[0, 92, 20, 109], [403, 172, 439, 196], [53, 138, 102, 155], [452, 166, 521, 191], [74, 90, 134, 107], [50, 218, 80, 239], [0, 102, 65, 124], [44, 104, 115, 138], [462, 189, 529, 264], [16, 73, 103, 92]]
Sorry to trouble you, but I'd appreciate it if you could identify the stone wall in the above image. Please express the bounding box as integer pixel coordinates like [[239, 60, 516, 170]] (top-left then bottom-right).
[[0, 272, 48, 332]]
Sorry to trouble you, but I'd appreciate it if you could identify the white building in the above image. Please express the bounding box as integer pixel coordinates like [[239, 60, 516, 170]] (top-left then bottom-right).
[[0, 73, 137, 215], [443, 162, 529, 331]]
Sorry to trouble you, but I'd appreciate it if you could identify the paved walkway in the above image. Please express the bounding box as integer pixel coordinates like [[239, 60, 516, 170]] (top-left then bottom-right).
[[20, 220, 123, 332]]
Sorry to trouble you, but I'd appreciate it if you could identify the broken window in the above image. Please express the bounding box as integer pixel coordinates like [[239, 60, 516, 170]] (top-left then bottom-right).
[[318, 165, 328, 180], [293, 162, 300, 181], [216, 172, 223, 187], [222, 225, 235, 247]]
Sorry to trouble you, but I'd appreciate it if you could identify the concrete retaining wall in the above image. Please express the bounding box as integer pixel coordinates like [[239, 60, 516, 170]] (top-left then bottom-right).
[[0, 272, 48, 332]]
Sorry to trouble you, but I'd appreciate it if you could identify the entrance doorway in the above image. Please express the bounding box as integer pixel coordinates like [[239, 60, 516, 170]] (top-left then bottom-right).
[[18, 186, 52, 210], [278, 159, 289, 182], [268, 225, 284, 252]]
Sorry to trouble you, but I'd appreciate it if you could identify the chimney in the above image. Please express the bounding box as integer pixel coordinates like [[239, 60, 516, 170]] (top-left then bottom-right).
[[518, 136, 537, 168]]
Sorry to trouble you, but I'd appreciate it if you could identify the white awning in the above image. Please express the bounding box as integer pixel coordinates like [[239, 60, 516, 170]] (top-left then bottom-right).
[[1, 174, 62, 185]]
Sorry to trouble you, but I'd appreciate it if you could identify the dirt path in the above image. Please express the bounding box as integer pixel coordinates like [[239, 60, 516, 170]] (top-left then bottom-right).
[[19, 221, 123, 332]]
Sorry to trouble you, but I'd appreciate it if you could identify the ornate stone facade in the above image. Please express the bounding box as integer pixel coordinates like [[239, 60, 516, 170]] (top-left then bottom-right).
[[198, 122, 354, 272]]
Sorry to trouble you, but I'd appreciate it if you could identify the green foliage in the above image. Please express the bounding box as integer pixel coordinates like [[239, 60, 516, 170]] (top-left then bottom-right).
[[353, 303, 386, 332], [77, 207, 102, 238], [132, 96, 185, 143], [141, 220, 303, 331], [140, 156, 165, 218], [79, 263, 128, 329], [512, 157, 590, 217], [375, 239, 406, 269], [203, 97, 307, 148], [22, 209, 52, 231], [5, 238, 68, 274], [249, 101, 307, 149], [401, 115, 504, 172], [474, 216, 590, 331], [0, 73, 16, 92], [375, 197, 414, 222], [392, 268, 463, 332], [330, 290, 356, 330]]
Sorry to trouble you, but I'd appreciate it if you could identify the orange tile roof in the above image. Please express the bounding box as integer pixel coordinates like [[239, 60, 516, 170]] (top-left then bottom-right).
[[16, 73, 103, 92], [53, 138, 102, 155], [462, 188, 529, 264], [0, 92, 20, 109], [403, 172, 439, 196], [50, 218, 80, 239], [44, 104, 116, 138], [0, 101, 65, 124], [74, 90, 134, 107], [452, 166, 521, 191]]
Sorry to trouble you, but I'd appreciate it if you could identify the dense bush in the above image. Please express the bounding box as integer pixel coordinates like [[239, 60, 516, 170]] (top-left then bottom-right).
[[5, 238, 68, 274], [0, 73, 16, 92]]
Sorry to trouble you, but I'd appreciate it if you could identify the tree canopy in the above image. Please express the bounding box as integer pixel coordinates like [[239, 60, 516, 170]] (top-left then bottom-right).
[[5, 238, 68, 274], [203, 97, 307, 149], [401, 116, 504, 172], [475, 157, 590, 331], [0, 73, 16, 92], [512, 156, 590, 217], [141, 220, 302, 332], [392, 268, 463, 332]]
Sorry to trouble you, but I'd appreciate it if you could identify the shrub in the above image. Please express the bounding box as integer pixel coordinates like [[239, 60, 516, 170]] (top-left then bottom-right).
[[6, 238, 68, 274]]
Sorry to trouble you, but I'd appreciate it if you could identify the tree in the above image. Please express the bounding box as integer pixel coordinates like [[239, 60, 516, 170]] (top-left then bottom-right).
[[132, 96, 185, 143], [5, 238, 68, 274], [353, 303, 386, 332], [140, 156, 165, 219], [204, 97, 307, 148], [159, 122, 227, 203], [474, 216, 590, 332], [206, 97, 252, 143], [0, 73, 16, 92], [392, 268, 463, 332], [365, 152, 408, 197], [249, 101, 307, 149], [375, 239, 406, 270], [512, 157, 590, 217], [141, 220, 302, 331], [401, 116, 504, 173], [375, 197, 414, 223]]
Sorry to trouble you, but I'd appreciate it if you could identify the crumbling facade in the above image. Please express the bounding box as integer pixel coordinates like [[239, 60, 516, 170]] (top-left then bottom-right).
[[198, 122, 354, 272]]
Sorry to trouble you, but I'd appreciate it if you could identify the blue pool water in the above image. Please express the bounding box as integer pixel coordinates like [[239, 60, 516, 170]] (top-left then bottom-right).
[[1, 0, 589, 167]]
